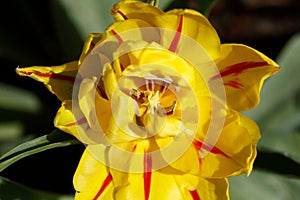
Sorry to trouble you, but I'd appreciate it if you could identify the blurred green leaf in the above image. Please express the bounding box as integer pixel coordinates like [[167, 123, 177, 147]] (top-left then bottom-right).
[[165, 0, 215, 15], [0, 129, 80, 172], [164, 0, 189, 10], [55, 0, 121, 39], [255, 149, 300, 178], [0, 176, 73, 200], [55, 0, 177, 40], [0, 82, 41, 113], [199, 0, 216, 16], [157, 0, 177, 10], [0, 121, 23, 141], [229, 170, 300, 200]]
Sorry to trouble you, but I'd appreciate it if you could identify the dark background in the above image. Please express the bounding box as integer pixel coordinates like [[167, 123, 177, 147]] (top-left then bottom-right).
[[0, 0, 299, 195]]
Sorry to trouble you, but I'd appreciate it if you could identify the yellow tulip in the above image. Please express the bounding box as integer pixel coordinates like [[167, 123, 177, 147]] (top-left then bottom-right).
[[17, 0, 279, 199]]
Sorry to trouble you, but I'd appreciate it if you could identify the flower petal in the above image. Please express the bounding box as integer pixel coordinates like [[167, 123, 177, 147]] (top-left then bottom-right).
[[104, 19, 161, 48], [54, 100, 85, 140], [74, 144, 229, 200], [74, 146, 114, 200], [156, 9, 220, 59], [111, 164, 228, 200], [195, 178, 229, 200], [79, 33, 103, 66], [77, 77, 112, 144], [111, 0, 163, 21], [16, 61, 78, 101], [212, 44, 280, 111], [111, 1, 220, 59], [195, 109, 260, 178]]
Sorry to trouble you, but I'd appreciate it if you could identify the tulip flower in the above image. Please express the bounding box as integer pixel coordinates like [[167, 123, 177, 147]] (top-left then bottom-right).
[[17, 0, 279, 199]]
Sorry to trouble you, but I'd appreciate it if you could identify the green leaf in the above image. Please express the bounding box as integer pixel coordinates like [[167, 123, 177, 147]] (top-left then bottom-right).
[[255, 149, 300, 178], [55, 0, 121, 39], [199, 0, 216, 16], [165, 0, 216, 15], [0, 129, 80, 172], [0, 176, 73, 200], [164, 0, 189, 11], [0, 82, 41, 113], [229, 170, 300, 200]]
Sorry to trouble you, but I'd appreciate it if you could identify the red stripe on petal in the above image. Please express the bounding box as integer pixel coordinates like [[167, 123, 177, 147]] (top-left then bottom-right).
[[64, 117, 87, 127], [212, 61, 269, 79], [19, 71, 75, 82], [193, 140, 229, 158], [132, 144, 137, 152], [189, 190, 201, 200], [93, 173, 113, 200], [117, 10, 128, 20], [120, 63, 125, 71], [168, 15, 183, 52], [91, 41, 96, 48], [144, 152, 152, 200], [224, 80, 244, 89], [111, 29, 123, 44]]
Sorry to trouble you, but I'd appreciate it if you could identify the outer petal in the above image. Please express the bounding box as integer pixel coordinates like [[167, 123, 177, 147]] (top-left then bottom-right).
[[111, 0, 164, 21], [74, 146, 114, 200], [77, 77, 112, 144], [111, 164, 229, 200], [79, 33, 103, 66], [74, 144, 229, 200], [112, 1, 221, 59], [110, 171, 229, 200], [156, 9, 220, 59], [54, 100, 107, 144], [212, 44, 280, 111], [54, 100, 85, 140], [104, 19, 161, 48], [195, 109, 260, 178], [16, 61, 78, 101], [196, 178, 229, 200]]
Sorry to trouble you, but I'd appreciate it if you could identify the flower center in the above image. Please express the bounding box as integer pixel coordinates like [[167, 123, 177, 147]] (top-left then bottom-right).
[[129, 77, 177, 129]]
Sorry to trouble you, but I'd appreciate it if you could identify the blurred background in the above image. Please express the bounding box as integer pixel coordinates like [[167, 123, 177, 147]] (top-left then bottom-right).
[[0, 0, 300, 199]]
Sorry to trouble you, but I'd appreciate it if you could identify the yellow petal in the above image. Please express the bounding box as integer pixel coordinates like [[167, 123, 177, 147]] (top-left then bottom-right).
[[54, 100, 83, 140], [74, 143, 229, 200], [195, 109, 260, 178], [111, 1, 220, 59], [79, 33, 102, 66], [155, 9, 220, 59], [111, 0, 163, 21], [16, 61, 78, 101], [212, 44, 280, 111], [74, 146, 114, 200], [54, 100, 107, 144], [77, 77, 111, 144], [111, 162, 228, 200], [103, 19, 161, 52], [196, 178, 229, 200]]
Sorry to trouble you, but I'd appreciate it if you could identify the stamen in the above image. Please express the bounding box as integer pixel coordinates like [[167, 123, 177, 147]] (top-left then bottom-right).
[[130, 88, 145, 103], [145, 79, 150, 91], [160, 81, 170, 94], [150, 79, 154, 91]]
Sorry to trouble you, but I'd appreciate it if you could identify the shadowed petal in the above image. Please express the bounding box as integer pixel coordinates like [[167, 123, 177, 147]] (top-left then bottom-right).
[[16, 61, 78, 101]]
